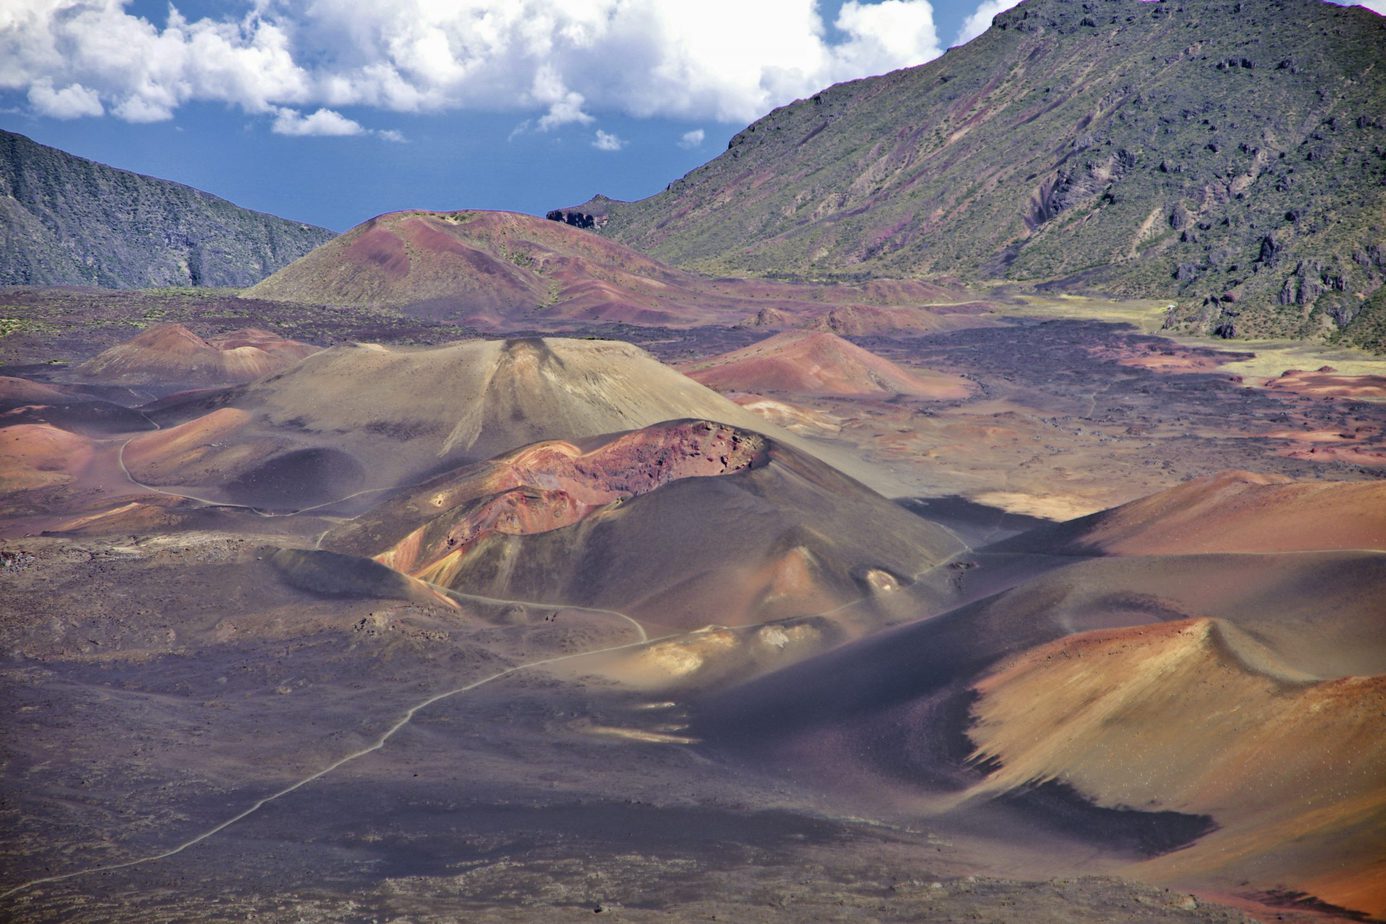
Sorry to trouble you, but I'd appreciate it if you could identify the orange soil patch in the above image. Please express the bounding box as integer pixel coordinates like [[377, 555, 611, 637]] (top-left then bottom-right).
[[122, 407, 265, 484], [1087, 341, 1248, 374], [0, 423, 94, 493], [1281, 444, 1386, 465], [366, 421, 767, 580], [0, 376, 75, 405], [1264, 366, 1386, 401], [971, 618, 1386, 919], [1048, 471, 1386, 554], [1263, 430, 1386, 467], [78, 323, 318, 385], [50, 500, 186, 534], [683, 330, 973, 399]]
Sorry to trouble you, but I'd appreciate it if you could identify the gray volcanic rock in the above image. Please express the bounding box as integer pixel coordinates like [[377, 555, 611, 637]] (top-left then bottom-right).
[[0, 130, 335, 288]]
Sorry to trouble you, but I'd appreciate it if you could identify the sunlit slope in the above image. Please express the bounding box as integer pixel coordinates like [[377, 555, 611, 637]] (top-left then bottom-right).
[[327, 419, 965, 631], [971, 617, 1386, 918], [682, 330, 973, 399], [123, 337, 800, 508], [78, 323, 319, 386], [996, 470, 1386, 555], [691, 475, 1386, 917], [589, 0, 1386, 346]]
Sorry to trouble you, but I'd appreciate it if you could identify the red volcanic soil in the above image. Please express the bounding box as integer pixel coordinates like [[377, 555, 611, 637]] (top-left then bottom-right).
[[246, 209, 991, 330], [78, 323, 318, 386], [681, 330, 974, 400], [1087, 340, 1251, 374], [1263, 366, 1386, 400], [338, 420, 768, 580], [122, 407, 265, 485], [120, 337, 802, 503], [997, 470, 1386, 555]]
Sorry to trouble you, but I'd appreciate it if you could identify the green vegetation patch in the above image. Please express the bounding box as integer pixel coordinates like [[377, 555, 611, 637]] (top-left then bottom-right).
[[0, 314, 57, 337]]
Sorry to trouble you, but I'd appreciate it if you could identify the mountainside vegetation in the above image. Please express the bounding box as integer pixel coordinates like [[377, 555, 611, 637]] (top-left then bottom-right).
[[571, 0, 1386, 348], [0, 130, 335, 289]]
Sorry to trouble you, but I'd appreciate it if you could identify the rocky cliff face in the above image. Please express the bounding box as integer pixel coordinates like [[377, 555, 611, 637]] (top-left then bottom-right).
[[0, 130, 336, 289], [578, 0, 1386, 348]]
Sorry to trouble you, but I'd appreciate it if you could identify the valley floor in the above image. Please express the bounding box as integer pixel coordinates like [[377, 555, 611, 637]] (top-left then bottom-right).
[[1, 287, 1382, 922]]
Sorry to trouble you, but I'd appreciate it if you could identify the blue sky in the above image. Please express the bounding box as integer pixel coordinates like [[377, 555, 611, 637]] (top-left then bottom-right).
[[1, 0, 1379, 231]]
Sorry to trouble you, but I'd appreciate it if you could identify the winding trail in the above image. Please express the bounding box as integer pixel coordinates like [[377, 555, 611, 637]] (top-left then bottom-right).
[[424, 580, 649, 644], [8, 415, 976, 901], [114, 433, 408, 519], [2, 540, 969, 900], [0, 619, 666, 901]]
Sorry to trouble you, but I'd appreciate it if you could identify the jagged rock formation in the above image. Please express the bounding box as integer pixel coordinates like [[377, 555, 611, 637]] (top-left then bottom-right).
[[0, 130, 335, 288]]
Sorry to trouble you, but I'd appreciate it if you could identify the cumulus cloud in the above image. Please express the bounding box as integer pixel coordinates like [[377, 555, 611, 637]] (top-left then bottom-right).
[[26, 79, 103, 119], [531, 64, 594, 130], [1, 0, 946, 133], [270, 106, 405, 140], [271, 106, 365, 137], [592, 129, 625, 151], [678, 128, 705, 149], [954, 0, 1023, 46], [833, 1, 941, 79]]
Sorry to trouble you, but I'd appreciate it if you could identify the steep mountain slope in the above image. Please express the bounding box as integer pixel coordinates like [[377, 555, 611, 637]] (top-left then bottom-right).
[[246, 208, 979, 329], [574, 0, 1386, 346], [0, 130, 334, 288]]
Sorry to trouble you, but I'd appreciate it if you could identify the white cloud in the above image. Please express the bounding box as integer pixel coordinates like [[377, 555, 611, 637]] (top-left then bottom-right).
[[377, 128, 407, 143], [678, 128, 705, 148], [271, 106, 364, 136], [954, 0, 1023, 46], [2, 0, 947, 131], [592, 128, 625, 151], [531, 63, 593, 130], [832, 1, 941, 80], [26, 80, 103, 119], [1345, 0, 1386, 13]]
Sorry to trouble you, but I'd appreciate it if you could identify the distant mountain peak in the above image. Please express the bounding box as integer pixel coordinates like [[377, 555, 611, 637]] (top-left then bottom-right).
[[0, 130, 335, 289]]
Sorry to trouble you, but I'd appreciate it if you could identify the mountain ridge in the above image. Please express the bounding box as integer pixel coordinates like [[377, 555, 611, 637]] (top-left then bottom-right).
[[0, 129, 336, 289], [567, 0, 1386, 349]]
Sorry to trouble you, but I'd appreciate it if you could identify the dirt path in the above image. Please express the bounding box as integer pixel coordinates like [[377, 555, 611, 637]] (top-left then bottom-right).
[[0, 619, 662, 900]]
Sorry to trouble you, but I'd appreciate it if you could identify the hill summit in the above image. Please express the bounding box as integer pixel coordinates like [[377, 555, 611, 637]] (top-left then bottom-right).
[[573, 0, 1386, 348], [245, 208, 978, 329]]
